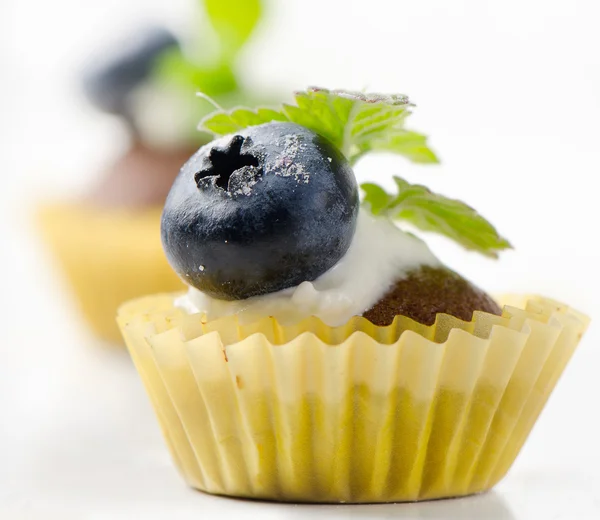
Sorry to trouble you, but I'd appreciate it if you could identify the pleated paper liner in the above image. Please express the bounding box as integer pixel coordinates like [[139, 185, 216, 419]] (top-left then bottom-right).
[[117, 293, 589, 503], [38, 204, 184, 345]]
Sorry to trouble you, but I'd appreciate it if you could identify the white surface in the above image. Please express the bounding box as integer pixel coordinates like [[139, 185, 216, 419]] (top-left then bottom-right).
[[1, 0, 599, 518]]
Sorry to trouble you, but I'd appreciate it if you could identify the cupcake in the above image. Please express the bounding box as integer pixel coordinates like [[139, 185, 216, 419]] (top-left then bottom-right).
[[118, 87, 589, 502], [40, 1, 269, 344]]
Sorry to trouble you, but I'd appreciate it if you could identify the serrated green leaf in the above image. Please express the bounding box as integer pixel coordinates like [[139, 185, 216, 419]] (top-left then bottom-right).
[[198, 87, 438, 165], [361, 177, 512, 258], [201, 106, 287, 134], [204, 0, 262, 61]]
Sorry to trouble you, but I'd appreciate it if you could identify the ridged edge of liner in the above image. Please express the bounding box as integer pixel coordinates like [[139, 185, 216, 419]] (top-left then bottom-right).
[[117, 294, 589, 502]]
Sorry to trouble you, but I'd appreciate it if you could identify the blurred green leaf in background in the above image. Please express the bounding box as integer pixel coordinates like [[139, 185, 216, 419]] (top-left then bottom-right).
[[150, 0, 267, 143], [204, 0, 262, 62]]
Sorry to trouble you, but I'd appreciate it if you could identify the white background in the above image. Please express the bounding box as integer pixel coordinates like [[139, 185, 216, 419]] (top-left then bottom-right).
[[1, 0, 599, 518]]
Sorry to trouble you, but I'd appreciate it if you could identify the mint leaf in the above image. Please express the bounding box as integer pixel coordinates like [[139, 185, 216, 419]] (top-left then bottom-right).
[[200, 107, 287, 134], [363, 129, 439, 164], [203, 0, 262, 62], [199, 87, 437, 165], [361, 177, 512, 258], [361, 183, 394, 215]]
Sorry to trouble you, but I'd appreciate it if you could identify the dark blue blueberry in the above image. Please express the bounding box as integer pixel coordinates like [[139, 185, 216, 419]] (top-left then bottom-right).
[[161, 122, 359, 300], [82, 26, 178, 117]]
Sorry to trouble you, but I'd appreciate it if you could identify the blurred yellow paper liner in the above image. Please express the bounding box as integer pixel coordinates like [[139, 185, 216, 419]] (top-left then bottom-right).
[[39, 204, 184, 344], [118, 294, 588, 503]]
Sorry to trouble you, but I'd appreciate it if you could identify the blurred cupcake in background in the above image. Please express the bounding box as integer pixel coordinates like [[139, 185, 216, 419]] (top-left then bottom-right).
[[39, 0, 269, 344]]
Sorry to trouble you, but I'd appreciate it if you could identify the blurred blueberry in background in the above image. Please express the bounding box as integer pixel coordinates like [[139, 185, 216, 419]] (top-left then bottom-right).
[[82, 26, 179, 128]]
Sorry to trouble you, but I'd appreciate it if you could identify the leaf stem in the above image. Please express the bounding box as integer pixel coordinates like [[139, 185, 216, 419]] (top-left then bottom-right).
[[196, 91, 223, 111]]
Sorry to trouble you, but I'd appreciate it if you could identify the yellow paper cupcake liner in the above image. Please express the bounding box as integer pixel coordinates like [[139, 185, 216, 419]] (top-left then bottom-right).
[[39, 204, 185, 344], [117, 293, 588, 503]]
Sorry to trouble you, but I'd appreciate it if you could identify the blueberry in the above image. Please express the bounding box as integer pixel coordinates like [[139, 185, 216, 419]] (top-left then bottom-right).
[[82, 26, 178, 117], [161, 122, 359, 300]]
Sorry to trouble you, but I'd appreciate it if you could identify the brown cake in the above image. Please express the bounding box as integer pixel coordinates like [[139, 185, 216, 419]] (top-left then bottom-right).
[[364, 266, 502, 326]]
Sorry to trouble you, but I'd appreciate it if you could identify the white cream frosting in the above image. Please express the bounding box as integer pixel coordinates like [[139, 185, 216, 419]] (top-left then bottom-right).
[[176, 209, 441, 326]]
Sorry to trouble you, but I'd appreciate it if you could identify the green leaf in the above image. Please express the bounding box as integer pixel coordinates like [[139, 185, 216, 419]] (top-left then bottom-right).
[[361, 183, 394, 215], [361, 177, 512, 258], [199, 87, 438, 165], [153, 48, 238, 95], [203, 0, 262, 61], [363, 129, 439, 164], [152, 0, 264, 98], [201, 107, 288, 134]]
